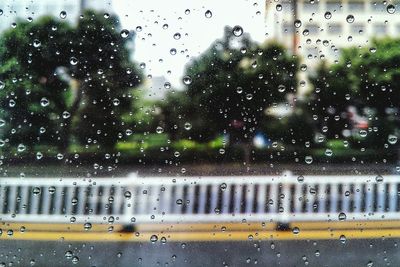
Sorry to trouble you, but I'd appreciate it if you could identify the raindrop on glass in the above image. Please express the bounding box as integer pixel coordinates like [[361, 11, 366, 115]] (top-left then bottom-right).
[[59, 11, 67, 19], [387, 4, 396, 14], [120, 29, 130, 38], [232, 25, 243, 37]]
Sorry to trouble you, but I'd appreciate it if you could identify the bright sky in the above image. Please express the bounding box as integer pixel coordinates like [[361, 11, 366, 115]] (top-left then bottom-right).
[[112, 0, 267, 88]]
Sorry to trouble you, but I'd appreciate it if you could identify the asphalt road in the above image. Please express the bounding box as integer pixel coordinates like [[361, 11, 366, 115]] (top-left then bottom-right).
[[0, 238, 398, 267]]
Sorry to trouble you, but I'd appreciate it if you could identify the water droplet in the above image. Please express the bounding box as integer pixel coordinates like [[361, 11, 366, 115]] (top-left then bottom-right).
[[124, 191, 132, 199], [40, 97, 49, 107], [150, 234, 158, 243], [62, 111, 71, 119], [219, 148, 225, 154], [183, 75, 192, 85], [70, 57, 78, 65], [375, 175, 384, 183], [173, 33, 181, 40], [276, 4, 282, 11], [48, 186, 56, 194], [9, 99, 16, 107], [305, 156, 313, 164], [325, 149, 333, 157], [156, 126, 164, 134], [185, 9, 190, 15], [17, 143, 26, 152], [236, 86, 243, 94], [338, 212, 346, 221], [65, 250, 73, 259], [324, 11, 332, 19], [278, 84, 286, 93], [170, 48, 177, 55], [164, 82, 171, 89], [36, 152, 43, 160], [33, 39, 41, 48], [339, 234, 346, 244], [184, 122, 192, 130], [388, 134, 397, 145], [232, 25, 243, 37], [293, 227, 300, 234], [297, 175, 304, 183], [346, 15, 355, 23], [205, 10, 212, 18], [84, 222, 92, 231], [359, 129, 368, 137], [387, 4, 396, 14], [294, 19, 302, 28], [369, 47, 377, 53], [72, 256, 79, 264], [113, 98, 120, 106], [59, 11, 67, 19], [0, 81, 5, 90], [32, 187, 41, 195], [103, 13, 110, 19], [220, 183, 227, 191], [120, 29, 130, 38]]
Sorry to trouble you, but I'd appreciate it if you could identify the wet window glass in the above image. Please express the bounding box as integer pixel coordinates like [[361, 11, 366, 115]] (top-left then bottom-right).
[[0, 0, 400, 266]]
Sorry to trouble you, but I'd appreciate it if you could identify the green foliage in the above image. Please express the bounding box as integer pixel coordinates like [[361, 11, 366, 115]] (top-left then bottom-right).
[[161, 26, 298, 144], [0, 11, 142, 153], [309, 37, 400, 147]]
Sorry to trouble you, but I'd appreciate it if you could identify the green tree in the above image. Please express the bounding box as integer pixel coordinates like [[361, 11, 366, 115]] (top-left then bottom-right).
[[0, 11, 142, 154], [172, 26, 298, 145], [309, 38, 400, 148]]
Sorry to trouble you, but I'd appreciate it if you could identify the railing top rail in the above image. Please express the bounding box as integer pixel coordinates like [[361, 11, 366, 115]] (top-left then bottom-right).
[[0, 173, 398, 186]]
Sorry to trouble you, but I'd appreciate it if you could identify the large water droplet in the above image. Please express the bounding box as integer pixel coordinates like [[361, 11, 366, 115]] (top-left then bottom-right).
[[40, 97, 49, 107], [183, 75, 192, 85], [150, 235, 158, 243], [59, 11, 67, 19], [305, 156, 313, 164], [346, 14, 355, 23], [17, 143, 26, 152], [232, 25, 243, 37], [184, 122, 192, 130], [173, 33, 181, 40], [156, 126, 164, 134], [387, 4, 396, 14], [388, 134, 398, 145], [120, 29, 129, 38], [70, 57, 78, 65], [205, 10, 212, 18], [33, 39, 41, 48], [324, 11, 332, 19]]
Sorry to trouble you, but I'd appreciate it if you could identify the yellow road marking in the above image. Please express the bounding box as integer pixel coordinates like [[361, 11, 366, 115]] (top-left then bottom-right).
[[136, 222, 277, 232], [290, 220, 400, 230], [1, 228, 400, 242]]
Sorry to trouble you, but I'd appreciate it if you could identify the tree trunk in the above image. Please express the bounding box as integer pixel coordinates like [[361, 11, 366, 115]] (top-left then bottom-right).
[[60, 81, 85, 154]]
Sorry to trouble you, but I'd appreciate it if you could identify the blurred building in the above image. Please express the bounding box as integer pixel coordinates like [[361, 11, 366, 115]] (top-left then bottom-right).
[[265, 0, 400, 67], [0, 0, 111, 33]]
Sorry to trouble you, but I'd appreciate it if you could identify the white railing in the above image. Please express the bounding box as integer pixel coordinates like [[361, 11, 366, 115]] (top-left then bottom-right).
[[0, 172, 399, 224]]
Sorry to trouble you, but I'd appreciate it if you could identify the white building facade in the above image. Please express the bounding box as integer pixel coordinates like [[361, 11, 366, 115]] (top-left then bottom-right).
[[265, 0, 400, 67]]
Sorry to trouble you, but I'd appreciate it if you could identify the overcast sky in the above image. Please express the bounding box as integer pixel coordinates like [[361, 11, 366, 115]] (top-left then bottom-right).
[[112, 0, 267, 88]]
